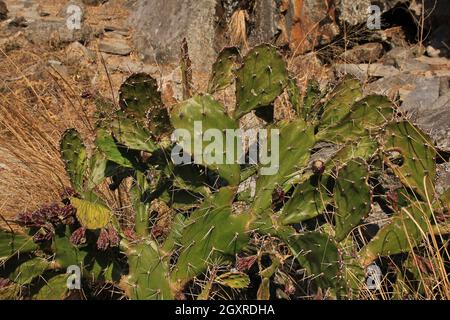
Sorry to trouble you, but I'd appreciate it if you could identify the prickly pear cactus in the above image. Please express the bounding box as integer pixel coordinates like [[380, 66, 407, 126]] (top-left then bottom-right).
[[60, 129, 88, 192], [170, 188, 250, 287], [281, 174, 332, 225], [170, 94, 240, 186], [208, 47, 241, 94], [110, 114, 158, 153], [119, 73, 162, 120], [380, 121, 436, 200], [122, 240, 173, 300], [334, 158, 371, 241], [234, 45, 288, 119], [252, 119, 315, 214], [359, 201, 432, 266], [318, 78, 363, 130], [3, 43, 447, 300]]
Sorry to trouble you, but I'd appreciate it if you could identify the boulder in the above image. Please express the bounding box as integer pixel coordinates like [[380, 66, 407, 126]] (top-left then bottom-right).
[[25, 19, 94, 46], [339, 43, 384, 63], [130, 0, 219, 73]]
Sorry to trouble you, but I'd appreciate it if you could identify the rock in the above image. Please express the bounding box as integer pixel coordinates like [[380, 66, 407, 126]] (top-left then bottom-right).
[[108, 60, 159, 75], [249, 0, 279, 45], [0, 0, 8, 21], [339, 0, 409, 26], [104, 25, 129, 36], [25, 19, 94, 46], [339, 43, 384, 63], [382, 47, 415, 66], [401, 77, 440, 113], [99, 38, 132, 56], [366, 73, 417, 100], [397, 58, 431, 73], [282, 0, 340, 54], [130, 0, 218, 73], [413, 91, 450, 152], [436, 163, 450, 196], [65, 41, 95, 64], [335, 63, 400, 81], [3, 0, 41, 22], [378, 26, 408, 48]]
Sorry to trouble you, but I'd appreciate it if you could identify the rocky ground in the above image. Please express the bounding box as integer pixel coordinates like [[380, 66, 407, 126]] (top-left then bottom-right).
[[0, 0, 449, 218]]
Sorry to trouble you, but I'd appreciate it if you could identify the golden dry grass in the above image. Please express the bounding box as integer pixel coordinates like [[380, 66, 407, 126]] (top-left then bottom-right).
[[0, 0, 132, 220]]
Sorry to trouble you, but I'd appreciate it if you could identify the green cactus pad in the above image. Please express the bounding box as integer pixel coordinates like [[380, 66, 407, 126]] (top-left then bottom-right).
[[53, 227, 87, 269], [111, 114, 158, 153], [95, 126, 135, 168], [334, 158, 371, 241], [252, 119, 315, 214], [34, 274, 70, 300], [215, 271, 250, 289], [125, 241, 173, 300], [317, 95, 394, 144], [208, 47, 241, 94], [130, 171, 152, 237], [234, 44, 288, 119], [119, 73, 162, 120], [60, 129, 88, 193], [0, 229, 38, 261], [171, 164, 211, 197], [379, 121, 436, 200], [161, 213, 186, 253], [318, 78, 363, 130], [326, 136, 379, 174], [284, 231, 341, 289], [86, 151, 108, 190], [9, 257, 50, 285], [146, 104, 173, 141], [170, 94, 240, 186], [171, 187, 250, 287], [70, 197, 111, 230], [53, 226, 119, 282], [281, 174, 332, 225], [359, 201, 432, 266], [303, 79, 322, 121]]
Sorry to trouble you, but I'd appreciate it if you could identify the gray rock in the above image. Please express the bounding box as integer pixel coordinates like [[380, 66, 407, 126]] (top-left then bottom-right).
[[108, 61, 159, 75], [25, 19, 94, 45], [130, 0, 218, 73], [365, 73, 416, 99], [413, 91, 450, 152], [104, 25, 129, 36], [335, 63, 399, 81], [339, 43, 384, 63], [401, 77, 440, 113], [339, 0, 409, 26], [65, 41, 95, 64], [249, 0, 279, 45], [436, 162, 450, 196], [99, 38, 132, 56]]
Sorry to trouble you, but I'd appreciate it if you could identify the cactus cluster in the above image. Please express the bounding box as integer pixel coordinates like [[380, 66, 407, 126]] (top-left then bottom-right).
[[1, 44, 448, 300]]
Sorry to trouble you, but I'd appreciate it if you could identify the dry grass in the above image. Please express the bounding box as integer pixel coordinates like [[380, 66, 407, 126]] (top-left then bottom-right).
[[0, 0, 133, 220]]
